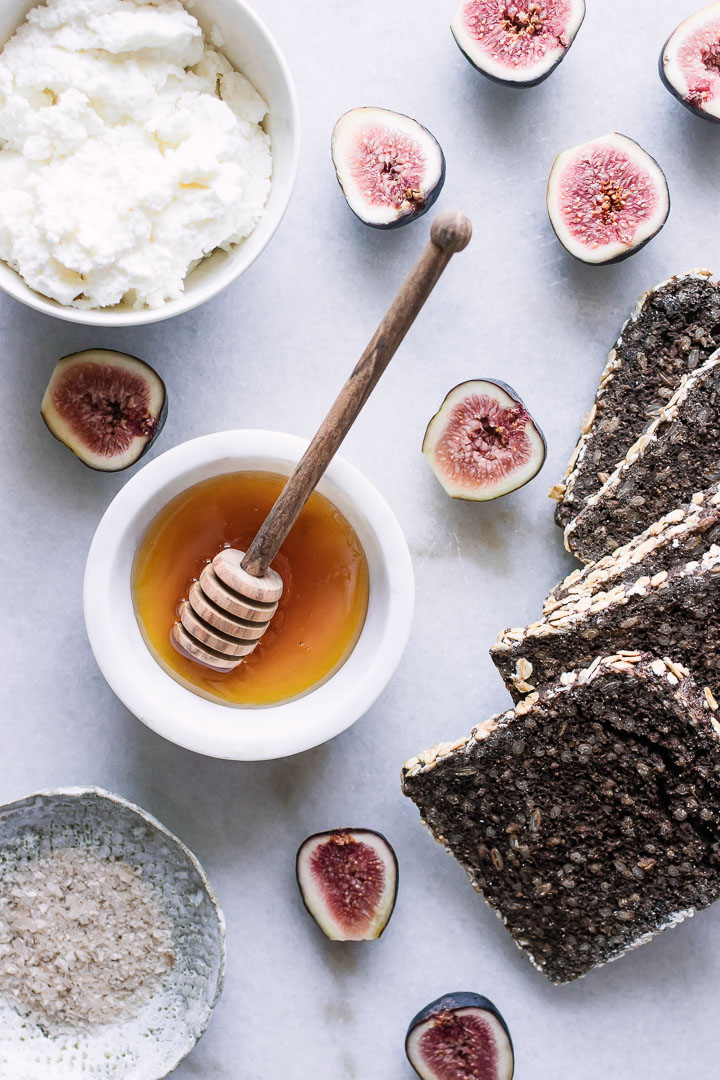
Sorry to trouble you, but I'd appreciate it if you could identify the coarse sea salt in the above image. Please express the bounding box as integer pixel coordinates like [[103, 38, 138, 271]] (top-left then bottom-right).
[[0, 846, 175, 1029], [0, 0, 272, 309]]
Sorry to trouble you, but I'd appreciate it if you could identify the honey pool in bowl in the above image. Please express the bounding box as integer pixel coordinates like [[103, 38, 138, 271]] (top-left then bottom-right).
[[132, 472, 370, 707]]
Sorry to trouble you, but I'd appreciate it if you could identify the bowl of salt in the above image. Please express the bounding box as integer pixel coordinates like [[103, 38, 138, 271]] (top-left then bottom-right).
[[0, 787, 225, 1079]]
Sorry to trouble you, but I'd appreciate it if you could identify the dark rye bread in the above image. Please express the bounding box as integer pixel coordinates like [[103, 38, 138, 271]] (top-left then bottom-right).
[[544, 483, 720, 614], [552, 272, 720, 530], [491, 547, 720, 703], [565, 352, 720, 564], [402, 653, 720, 984]]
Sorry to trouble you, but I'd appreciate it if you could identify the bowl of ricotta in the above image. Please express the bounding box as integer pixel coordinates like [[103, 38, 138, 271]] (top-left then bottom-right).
[[0, 0, 299, 325]]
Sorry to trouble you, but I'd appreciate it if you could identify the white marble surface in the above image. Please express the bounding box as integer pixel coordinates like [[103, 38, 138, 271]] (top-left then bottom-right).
[[2, 0, 720, 1076]]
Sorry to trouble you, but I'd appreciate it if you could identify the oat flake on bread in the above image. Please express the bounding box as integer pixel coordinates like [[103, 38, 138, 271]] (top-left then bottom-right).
[[0, 0, 272, 309]]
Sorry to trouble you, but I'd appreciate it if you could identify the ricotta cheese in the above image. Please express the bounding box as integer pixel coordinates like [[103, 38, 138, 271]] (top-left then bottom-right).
[[0, 0, 272, 309]]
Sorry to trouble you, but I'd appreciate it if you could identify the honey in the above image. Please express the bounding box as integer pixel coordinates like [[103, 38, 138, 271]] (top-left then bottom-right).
[[132, 472, 370, 707]]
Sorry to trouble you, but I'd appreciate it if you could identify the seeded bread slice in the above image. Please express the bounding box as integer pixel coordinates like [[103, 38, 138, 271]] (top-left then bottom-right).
[[565, 352, 720, 564], [544, 482, 720, 614], [402, 652, 720, 984], [552, 271, 720, 530], [491, 546, 720, 702]]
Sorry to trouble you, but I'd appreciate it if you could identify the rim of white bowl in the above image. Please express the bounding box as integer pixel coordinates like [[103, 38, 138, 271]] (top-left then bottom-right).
[[0, 0, 301, 327], [84, 431, 415, 761]]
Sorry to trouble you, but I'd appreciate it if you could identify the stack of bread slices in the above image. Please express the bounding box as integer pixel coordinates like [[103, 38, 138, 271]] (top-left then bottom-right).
[[495, 269, 720, 702], [403, 272, 720, 984]]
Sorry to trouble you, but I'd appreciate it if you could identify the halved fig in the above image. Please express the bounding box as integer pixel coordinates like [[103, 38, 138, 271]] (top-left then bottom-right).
[[41, 349, 167, 471], [423, 379, 546, 501], [296, 829, 398, 941], [661, 2, 720, 123], [406, 993, 514, 1080], [331, 107, 445, 229], [546, 133, 670, 265], [451, 0, 586, 87]]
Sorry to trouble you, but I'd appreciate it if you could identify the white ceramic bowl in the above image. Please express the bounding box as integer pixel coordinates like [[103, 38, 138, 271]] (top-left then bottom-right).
[[0, 786, 225, 1079], [0, 0, 300, 327], [84, 431, 415, 760]]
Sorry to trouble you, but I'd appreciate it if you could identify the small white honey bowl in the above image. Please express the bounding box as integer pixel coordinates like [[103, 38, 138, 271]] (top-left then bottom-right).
[[84, 430, 416, 761]]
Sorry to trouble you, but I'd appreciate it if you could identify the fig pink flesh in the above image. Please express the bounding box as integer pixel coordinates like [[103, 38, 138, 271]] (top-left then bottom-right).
[[677, 17, 720, 107], [420, 1011, 499, 1080], [310, 833, 385, 934], [433, 393, 533, 491], [347, 124, 428, 212], [556, 143, 660, 249], [52, 362, 159, 458], [459, 0, 573, 64]]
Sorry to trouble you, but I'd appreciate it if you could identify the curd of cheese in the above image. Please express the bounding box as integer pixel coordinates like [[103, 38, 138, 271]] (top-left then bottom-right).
[[0, 0, 272, 309]]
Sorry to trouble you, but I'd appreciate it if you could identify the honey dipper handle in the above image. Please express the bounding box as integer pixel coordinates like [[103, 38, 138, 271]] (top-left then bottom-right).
[[242, 210, 473, 578]]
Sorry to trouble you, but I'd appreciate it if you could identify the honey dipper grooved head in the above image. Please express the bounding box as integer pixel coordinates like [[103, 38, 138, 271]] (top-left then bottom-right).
[[188, 582, 267, 640], [179, 602, 258, 657], [171, 549, 284, 672], [171, 624, 241, 672], [213, 549, 284, 602], [199, 565, 279, 622]]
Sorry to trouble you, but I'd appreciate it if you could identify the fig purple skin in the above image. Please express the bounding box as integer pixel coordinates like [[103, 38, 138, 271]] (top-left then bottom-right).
[[296, 829, 398, 941], [423, 379, 546, 502], [451, 0, 586, 88], [406, 992, 515, 1080], [41, 349, 167, 472], [331, 107, 445, 230], [660, 2, 720, 124], [546, 133, 670, 266]]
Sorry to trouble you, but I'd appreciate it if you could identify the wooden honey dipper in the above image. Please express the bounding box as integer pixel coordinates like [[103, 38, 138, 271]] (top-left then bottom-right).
[[172, 210, 473, 671]]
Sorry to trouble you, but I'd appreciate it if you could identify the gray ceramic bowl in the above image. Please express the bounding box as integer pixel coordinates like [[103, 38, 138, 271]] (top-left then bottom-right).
[[0, 787, 225, 1079]]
